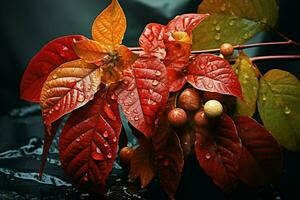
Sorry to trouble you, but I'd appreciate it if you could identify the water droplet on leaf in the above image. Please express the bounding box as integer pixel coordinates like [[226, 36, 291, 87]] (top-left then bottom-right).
[[103, 131, 109, 138], [155, 71, 162, 76], [205, 152, 211, 160], [152, 80, 159, 86], [215, 33, 221, 41], [134, 116, 139, 121], [78, 95, 85, 102], [107, 152, 112, 159], [110, 94, 117, 100], [52, 74, 58, 79], [284, 106, 291, 115], [215, 24, 221, 31], [112, 137, 117, 142]]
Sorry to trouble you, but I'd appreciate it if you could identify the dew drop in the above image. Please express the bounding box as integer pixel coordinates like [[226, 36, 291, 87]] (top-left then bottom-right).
[[229, 20, 235, 26], [78, 95, 85, 102], [49, 110, 53, 114], [91, 151, 105, 161], [205, 152, 211, 160], [112, 137, 117, 143], [96, 147, 101, 153], [54, 106, 59, 111], [261, 17, 268, 24], [208, 84, 213, 89], [52, 74, 58, 79], [107, 152, 112, 159], [155, 71, 162, 76], [47, 89, 51, 93], [76, 138, 80, 142], [127, 83, 135, 91], [215, 33, 221, 41], [284, 106, 291, 115], [103, 131, 109, 138], [215, 24, 221, 32], [104, 143, 109, 147], [134, 116, 139, 121], [83, 175, 88, 182], [152, 80, 159, 86], [110, 94, 117, 100], [130, 92, 135, 96], [123, 80, 129, 85], [262, 95, 267, 101], [57, 69, 61, 72]]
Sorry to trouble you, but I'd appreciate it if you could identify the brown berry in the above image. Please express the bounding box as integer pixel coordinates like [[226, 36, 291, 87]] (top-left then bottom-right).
[[194, 110, 209, 127], [204, 100, 223, 118], [220, 43, 234, 57], [178, 88, 201, 111], [119, 147, 134, 169], [203, 91, 224, 102], [168, 108, 188, 127]]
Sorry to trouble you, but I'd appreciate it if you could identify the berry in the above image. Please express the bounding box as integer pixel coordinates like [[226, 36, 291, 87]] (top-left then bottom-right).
[[220, 43, 234, 57], [178, 88, 201, 111], [168, 108, 188, 127], [203, 91, 224, 102], [194, 110, 209, 127], [204, 100, 223, 118], [119, 147, 134, 169]]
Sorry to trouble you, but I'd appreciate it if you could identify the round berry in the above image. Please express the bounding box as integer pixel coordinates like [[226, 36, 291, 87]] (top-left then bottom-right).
[[178, 88, 201, 111], [220, 43, 234, 57], [204, 100, 223, 118], [119, 147, 134, 169], [194, 110, 209, 127], [168, 108, 188, 127]]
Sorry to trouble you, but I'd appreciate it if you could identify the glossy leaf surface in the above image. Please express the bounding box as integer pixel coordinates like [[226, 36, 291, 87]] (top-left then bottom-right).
[[233, 52, 259, 117], [195, 114, 242, 192], [59, 88, 122, 194], [258, 69, 300, 151], [186, 54, 242, 98], [129, 139, 155, 188], [193, 0, 279, 49], [92, 0, 126, 49], [73, 39, 107, 63], [235, 116, 282, 187], [20, 35, 86, 102], [40, 59, 102, 130], [115, 57, 168, 137], [139, 23, 166, 59]]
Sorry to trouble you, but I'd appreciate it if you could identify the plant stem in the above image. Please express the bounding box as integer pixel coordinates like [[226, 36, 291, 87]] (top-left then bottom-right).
[[274, 29, 300, 47], [129, 40, 298, 54], [251, 55, 300, 62]]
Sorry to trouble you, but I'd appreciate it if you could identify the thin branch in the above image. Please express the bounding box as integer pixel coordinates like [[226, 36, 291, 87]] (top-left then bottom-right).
[[129, 40, 297, 54], [251, 55, 300, 62], [274, 29, 300, 47]]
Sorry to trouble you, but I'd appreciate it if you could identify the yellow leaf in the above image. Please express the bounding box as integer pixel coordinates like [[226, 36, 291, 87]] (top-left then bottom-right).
[[73, 39, 108, 63], [92, 0, 126, 50], [172, 31, 191, 44]]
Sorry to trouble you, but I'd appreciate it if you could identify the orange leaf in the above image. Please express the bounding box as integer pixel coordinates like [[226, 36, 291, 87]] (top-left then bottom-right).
[[129, 139, 155, 188], [92, 0, 126, 49], [40, 59, 102, 130], [73, 39, 108, 63]]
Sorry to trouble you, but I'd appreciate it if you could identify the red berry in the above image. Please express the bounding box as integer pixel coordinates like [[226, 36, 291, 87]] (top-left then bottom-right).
[[220, 43, 234, 57], [194, 110, 208, 127], [119, 147, 134, 169], [168, 108, 188, 127], [203, 91, 224, 102], [178, 88, 201, 111]]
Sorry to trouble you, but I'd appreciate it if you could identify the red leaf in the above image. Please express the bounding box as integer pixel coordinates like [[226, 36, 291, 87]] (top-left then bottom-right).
[[235, 116, 283, 187], [152, 97, 184, 199], [167, 68, 186, 92], [59, 87, 122, 195], [139, 23, 166, 59], [115, 57, 169, 137], [186, 54, 242, 98], [167, 14, 209, 35], [194, 114, 242, 192], [20, 35, 86, 102], [164, 41, 191, 70]]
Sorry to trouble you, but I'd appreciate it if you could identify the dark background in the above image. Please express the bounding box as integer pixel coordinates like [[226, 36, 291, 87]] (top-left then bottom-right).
[[0, 0, 299, 199]]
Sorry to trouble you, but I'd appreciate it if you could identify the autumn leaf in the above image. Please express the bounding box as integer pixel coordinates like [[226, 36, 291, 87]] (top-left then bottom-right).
[[167, 13, 209, 36], [59, 87, 122, 194], [40, 59, 102, 133], [115, 57, 169, 137], [73, 39, 108, 63], [139, 23, 166, 59], [92, 0, 126, 49], [258, 69, 300, 151], [152, 98, 184, 199], [186, 54, 242, 98], [235, 116, 283, 187], [167, 68, 186, 92], [129, 139, 155, 188], [195, 114, 242, 192], [233, 52, 259, 117], [20, 35, 86, 102], [193, 0, 279, 49]]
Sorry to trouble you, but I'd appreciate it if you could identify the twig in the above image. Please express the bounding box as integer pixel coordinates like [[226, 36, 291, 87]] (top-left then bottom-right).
[[274, 29, 300, 47], [251, 55, 300, 62]]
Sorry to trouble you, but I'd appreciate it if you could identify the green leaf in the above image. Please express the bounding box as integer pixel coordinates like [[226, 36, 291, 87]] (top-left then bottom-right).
[[258, 69, 300, 151], [233, 52, 259, 117], [192, 0, 279, 50]]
